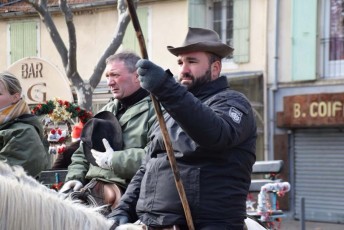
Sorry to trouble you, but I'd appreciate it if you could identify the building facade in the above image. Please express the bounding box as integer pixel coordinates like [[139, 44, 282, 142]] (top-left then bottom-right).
[[0, 0, 267, 162], [268, 0, 344, 223], [9, 0, 333, 221]]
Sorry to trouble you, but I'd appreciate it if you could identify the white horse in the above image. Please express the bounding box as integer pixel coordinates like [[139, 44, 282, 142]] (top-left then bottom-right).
[[0, 161, 267, 230], [0, 161, 113, 230]]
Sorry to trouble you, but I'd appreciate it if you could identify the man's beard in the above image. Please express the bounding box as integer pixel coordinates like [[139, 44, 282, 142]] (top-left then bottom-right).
[[178, 68, 212, 91]]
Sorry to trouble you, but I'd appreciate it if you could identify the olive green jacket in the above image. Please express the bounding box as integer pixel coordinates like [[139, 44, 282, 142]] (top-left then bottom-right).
[[65, 96, 156, 187], [0, 114, 49, 177]]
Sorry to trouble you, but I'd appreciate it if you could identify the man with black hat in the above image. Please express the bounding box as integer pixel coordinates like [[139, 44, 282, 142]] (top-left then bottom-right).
[[60, 51, 157, 215], [107, 27, 257, 230]]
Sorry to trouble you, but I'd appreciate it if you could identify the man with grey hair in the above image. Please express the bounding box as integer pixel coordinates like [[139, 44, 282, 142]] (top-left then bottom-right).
[[60, 51, 157, 215]]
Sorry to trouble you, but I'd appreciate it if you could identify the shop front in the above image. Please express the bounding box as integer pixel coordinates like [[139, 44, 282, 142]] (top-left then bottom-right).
[[277, 92, 344, 223]]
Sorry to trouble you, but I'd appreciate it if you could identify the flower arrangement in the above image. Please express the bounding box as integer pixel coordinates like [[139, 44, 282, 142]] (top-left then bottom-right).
[[48, 127, 68, 143], [31, 98, 93, 124]]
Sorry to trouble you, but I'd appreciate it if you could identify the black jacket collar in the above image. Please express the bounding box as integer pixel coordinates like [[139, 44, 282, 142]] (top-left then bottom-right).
[[189, 76, 228, 100]]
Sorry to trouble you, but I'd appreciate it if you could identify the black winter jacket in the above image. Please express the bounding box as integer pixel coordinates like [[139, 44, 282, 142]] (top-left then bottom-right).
[[112, 73, 257, 227]]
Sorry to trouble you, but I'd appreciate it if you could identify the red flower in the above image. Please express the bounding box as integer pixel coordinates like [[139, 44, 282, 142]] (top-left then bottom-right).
[[50, 129, 56, 134], [57, 129, 62, 135], [63, 101, 70, 107], [57, 145, 66, 154], [58, 137, 66, 143]]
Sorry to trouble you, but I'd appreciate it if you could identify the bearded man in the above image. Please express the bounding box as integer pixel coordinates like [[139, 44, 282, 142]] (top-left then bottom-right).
[[108, 27, 257, 230]]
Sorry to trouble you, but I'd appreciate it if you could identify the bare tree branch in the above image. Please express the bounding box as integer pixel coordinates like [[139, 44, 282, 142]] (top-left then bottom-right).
[[22, 0, 134, 111], [60, 0, 77, 78], [25, 0, 68, 66], [89, 0, 131, 89]]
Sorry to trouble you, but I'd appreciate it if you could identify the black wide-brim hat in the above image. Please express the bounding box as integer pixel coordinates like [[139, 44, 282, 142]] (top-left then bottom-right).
[[167, 27, 234, 59], [80, 111, 123, 166]]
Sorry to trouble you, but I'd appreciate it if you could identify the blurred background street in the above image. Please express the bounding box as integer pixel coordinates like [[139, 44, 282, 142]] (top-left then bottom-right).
[[279, 212, 344, 230]]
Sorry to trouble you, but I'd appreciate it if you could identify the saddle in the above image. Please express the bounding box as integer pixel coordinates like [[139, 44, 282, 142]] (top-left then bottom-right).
[[69, 179, 122, 215]]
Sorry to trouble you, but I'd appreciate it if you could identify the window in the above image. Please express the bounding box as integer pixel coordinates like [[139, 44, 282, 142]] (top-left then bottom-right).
[[329, 1, 344, 61], [209, 0, 250, 63], [208, 0, 249, 63], [8, 20, 39, 64], [212, 0, 233, 49], [189, 0, 250, 63], [320, 0, 344, 78]]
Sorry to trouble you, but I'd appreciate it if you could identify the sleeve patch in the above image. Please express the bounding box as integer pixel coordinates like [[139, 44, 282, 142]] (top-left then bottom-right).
[[229, 107, 243, 124]]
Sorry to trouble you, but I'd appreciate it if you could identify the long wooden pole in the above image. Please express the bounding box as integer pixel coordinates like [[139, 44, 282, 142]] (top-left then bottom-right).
[[125, 1, 194, 229]]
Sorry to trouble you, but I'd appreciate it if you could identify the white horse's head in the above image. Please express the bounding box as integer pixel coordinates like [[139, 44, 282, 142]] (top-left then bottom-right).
[[0, 161, 113, 230]]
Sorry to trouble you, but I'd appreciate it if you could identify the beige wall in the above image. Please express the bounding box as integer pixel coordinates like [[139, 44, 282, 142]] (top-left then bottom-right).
[[223, 0, 268, 74], [39, 8, 119, 81], [0, 0, 268, 83], [267, 0, 292, 84], [142, 0, 188, 74], [145, 0, 269, 76], [0, 8, 118, 81], [57, 0, 188, 80], [277, 0, 292, 83], [0, 1, 186, 82], [0, 22, 7, 71]]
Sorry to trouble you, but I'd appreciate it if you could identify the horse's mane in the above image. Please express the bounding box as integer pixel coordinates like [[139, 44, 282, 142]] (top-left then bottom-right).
[[0, 161, 113, 230]]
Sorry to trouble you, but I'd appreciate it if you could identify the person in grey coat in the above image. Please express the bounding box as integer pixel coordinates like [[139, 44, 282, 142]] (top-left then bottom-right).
[[108, 27, 257, 230]]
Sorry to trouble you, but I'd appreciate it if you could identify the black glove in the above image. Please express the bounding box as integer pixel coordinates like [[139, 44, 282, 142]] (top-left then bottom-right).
[[109, 215, 129, 230], [136, 59, 167, 93]]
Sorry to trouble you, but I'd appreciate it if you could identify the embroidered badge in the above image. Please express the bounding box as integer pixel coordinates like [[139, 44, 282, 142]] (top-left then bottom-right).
[[229, 107, 243, 124]]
